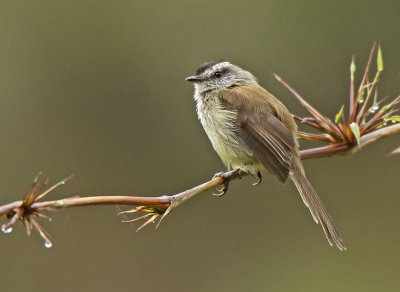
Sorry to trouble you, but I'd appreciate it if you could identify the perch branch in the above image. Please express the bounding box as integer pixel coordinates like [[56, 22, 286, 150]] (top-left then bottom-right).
[[1, 122, 399, 243], [1, 45, 400, 247]]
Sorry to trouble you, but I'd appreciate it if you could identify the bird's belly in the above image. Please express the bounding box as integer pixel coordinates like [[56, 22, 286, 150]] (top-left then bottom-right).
[[204, 125, 245, 167], [198, 103, 258, 171]]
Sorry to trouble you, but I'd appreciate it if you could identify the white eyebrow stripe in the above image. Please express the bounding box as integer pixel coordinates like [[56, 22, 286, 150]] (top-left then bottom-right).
[[212, 62, 231, 71], [205, 62, 232, 75]]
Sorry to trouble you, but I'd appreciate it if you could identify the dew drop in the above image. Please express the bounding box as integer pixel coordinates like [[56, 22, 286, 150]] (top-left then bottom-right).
[[1, 224, 13, 234], [383, 122, 387, 126], [370, 109, 375, 113], [392, 120, 396, 124], [44, 241, 53, 248], [373, 105, 379, 110], [359, 99, 364, 104]]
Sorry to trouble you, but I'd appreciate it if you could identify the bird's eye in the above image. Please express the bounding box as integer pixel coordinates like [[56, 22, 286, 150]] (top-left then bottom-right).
[[215, 71, 222, 78]]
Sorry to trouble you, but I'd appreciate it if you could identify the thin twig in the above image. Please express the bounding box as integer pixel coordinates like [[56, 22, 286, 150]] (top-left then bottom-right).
[[1, 123, 399, 219]]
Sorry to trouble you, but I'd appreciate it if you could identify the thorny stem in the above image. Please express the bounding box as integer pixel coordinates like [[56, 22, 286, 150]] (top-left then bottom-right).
[[1, 122, 399, 219], [1, 44, 400, 246]]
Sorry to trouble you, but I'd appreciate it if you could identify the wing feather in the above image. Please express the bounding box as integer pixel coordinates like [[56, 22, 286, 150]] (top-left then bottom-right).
[[218, 86, 297, 183], [239, 113, 294, 182], [218, 85, 346, 250]]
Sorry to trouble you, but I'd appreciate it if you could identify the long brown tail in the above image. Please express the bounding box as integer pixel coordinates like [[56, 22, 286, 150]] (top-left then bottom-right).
[[291, 166, 346, 251]]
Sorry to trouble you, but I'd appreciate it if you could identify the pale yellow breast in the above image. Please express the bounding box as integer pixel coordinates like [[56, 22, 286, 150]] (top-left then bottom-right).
[[195, 92, 256, 170]]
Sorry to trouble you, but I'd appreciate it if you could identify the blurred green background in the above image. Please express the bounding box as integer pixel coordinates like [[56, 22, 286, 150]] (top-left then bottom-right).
[[1, 1, 400, 291]]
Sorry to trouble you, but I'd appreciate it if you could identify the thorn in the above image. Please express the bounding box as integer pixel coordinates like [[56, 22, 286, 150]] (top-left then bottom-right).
[[273, 73, 281, 81], [61, 174, 75, 184], [122, 213, 152, 224], [136, 214, 159, 231], [33, 172, 43, 183], [388, 146, 400, 156], [35, 213, 52, 221], [118, 206, 146, 215], [30, 217, 53, 248], [35, 175, 74, 202], [156, 201, 175, 229], [24, 218, 31, 237]]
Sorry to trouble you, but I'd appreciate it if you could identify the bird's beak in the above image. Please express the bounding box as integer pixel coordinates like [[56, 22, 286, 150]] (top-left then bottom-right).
[[185, 75, 208, 82]]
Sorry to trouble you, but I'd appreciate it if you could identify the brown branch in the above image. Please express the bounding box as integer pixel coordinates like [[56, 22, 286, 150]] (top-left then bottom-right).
[[1, 122, 399, 242], [299, 144, 352, 160], [165, 123, 400, 212], [0, 196, 170, 215], [1, 45, 400, 247], [0, 201, 22, 216], [53, 196, 170, 209], [358, 123, 400, 149]]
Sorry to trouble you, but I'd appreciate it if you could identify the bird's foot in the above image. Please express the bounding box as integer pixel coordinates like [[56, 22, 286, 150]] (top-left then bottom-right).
[[252, 171, 262, 186], [212, 169, 241, 197]]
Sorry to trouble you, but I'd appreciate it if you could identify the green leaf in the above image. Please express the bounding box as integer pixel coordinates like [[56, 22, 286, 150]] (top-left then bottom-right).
[[377, 46, 383, 72], [373, 90, 379, 106], [335, 105, 344, 123], [350, 122, 361, 145], [350, 57, 356, 81], [385, 115, 400, 123], [273, 73, 282, 82]]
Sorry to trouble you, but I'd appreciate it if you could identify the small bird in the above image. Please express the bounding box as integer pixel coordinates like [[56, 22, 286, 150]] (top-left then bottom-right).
[[186, 60, 346, 250]]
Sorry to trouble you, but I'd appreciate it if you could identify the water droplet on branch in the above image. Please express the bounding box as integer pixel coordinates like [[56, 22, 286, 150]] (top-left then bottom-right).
[[1, 224, 13, 234], [44, 241, 53, 248]]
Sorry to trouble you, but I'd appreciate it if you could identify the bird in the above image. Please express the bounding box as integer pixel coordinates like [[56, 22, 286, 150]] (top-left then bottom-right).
[[186, 60, 346, 250]]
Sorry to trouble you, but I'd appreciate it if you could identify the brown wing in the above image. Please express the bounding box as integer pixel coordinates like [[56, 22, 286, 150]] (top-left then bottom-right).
[[219, 85, 297, 183], [239, 112, 295, 182], [219, 85, 346, 249]]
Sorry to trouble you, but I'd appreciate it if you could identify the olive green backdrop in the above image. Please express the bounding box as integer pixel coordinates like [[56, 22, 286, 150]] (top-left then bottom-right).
[[1, 1, 400, 291]]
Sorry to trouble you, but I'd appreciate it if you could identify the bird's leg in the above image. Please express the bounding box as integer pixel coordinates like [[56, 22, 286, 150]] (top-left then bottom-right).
[[212, 168, 241, 197], [252, 171, 262, 186]]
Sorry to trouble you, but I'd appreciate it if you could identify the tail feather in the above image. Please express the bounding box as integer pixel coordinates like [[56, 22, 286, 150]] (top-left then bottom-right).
[[291, 167, 346, 251]]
